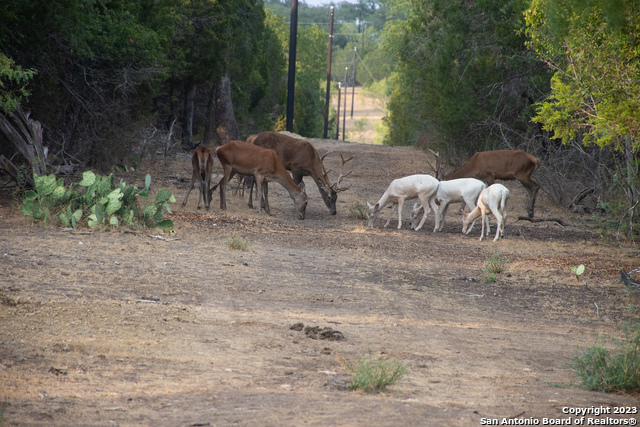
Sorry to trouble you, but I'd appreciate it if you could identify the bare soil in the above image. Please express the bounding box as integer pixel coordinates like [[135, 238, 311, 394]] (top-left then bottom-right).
[[2, 137, 640, 426]]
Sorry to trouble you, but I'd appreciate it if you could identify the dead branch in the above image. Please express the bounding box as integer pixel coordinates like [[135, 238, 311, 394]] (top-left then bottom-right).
[[569, 187, 596, 209], [516, 216, 565, 226], [0, 108, 47, 186]]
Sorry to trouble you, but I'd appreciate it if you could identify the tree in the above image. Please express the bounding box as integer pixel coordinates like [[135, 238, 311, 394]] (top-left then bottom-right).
[[383, 0, 550, 157], [526, 0, 640, 229], [525, 0, 640, 151]]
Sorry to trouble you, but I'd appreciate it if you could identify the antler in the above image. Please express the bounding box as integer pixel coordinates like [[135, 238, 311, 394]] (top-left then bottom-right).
[[425, 148, 444, 180], [320, 149, 334, 162], [331, 153, 354, 192]]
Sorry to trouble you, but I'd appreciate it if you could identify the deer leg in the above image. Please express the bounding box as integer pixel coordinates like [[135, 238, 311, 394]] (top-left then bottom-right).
[[396, 197, 405, 230], [500, 199, 508, 238], [384, 203, 396, 228], [254, 176, 264, 214], [479, 207, 487, 241], [247, 175, 255, 208], [196, 175, 204, 209], [528, 185, 539, 218], [181, 170, 197, 207], [263, 181, 271, 215], [518, 175, 540, 218], [437, 203, 450, 232], [219, 168, 235, 211], [203, 170, 211, 210], [488, 205, 502, 242], [414, 197, 430, 232]]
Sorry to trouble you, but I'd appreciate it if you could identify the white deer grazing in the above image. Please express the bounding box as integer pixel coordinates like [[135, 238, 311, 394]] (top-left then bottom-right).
[[367, 175, 439, 231], [461, 184, 510, 242], [410, 178, 487, 232]]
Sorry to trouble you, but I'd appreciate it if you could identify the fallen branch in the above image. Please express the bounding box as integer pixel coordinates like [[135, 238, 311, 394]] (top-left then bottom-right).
[[148, 234, 181, 242], [569, 187, 596, 208], [516, 216, 565, 226]]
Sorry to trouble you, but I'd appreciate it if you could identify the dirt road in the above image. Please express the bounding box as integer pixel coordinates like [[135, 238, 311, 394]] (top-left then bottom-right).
[[1, 138, 639, 426], [333, 86, 385, 144]]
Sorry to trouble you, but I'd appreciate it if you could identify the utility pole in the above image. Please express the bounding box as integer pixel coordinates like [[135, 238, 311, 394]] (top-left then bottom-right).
[[335, 82, 341, 140], [285, 0, 298, 132], [350, 46, 356, 119], [323, 7, 334, 139], [342, 67, 347, 141]]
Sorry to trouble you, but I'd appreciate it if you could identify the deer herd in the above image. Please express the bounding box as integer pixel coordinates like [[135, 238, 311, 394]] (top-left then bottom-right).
[[181, 132, 541, 243]]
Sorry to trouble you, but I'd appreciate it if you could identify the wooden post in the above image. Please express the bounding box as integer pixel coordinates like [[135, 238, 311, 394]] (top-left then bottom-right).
[[286, 0, 299, 132], [323, 7, 334, 139], [336, 82, 341, 140]]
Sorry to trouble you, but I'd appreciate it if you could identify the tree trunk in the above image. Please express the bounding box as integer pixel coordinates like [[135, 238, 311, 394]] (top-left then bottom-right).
[[202, 84, 217, 146], [0, 109, 47, 186], [214, 74, 240, 145], [183, 80, 197, 148]]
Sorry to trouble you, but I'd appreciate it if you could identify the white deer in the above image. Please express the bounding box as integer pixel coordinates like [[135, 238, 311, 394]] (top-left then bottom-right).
[[367, 175, 439, 231], [410, 178, 487, 232], [461, 184, 510, 242]]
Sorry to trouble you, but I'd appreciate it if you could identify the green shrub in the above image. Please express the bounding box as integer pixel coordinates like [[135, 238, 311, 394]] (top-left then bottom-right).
[[21, 171, 175, 230], [349, 201, 368, 220], [571, 322, 640, 393], [484, 251, 508, 274], [345, 353, 407, 394], [482, 273, 497, 283]]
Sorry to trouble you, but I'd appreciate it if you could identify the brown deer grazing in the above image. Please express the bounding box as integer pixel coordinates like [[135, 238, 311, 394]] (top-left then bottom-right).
[[181, 146, 215, 210], [249, 131, 352, 215], [445, 150, 541, 218], [215, 141, 308, 219]]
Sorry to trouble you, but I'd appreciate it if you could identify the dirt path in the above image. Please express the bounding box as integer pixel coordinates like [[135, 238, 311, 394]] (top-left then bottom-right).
[[1, 139, 639, 426], [333, 86, 385, 144]]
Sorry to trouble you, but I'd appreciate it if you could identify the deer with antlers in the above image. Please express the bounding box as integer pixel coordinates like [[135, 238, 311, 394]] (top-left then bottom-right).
[[214, 140, 308, 219], [181, 146, 215, 210], [249, 131, 352, 215]]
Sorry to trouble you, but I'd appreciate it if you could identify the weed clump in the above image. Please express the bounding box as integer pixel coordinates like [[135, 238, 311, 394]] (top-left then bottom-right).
[[482, 252, 508, 282], [345, 353, 407, 394], [571, 322, 640, 393]]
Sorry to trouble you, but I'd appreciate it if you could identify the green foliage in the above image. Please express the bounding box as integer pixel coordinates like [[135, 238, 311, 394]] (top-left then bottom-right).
[[21, 171, 175, 230], [484, 252, 508, 274], [345, 353, 408, 394], [383, 0, 550, 152], [0, 51, 36, 113], [571, 322, 640, 393], [571, 264, 585, 281], [353, 118, 368, 133], [291, 24, 329, 137], [481, 252, 507, 282], [525, 0, 640, 150], [482, 273, 498, 283], [349, 201, 368, 220]]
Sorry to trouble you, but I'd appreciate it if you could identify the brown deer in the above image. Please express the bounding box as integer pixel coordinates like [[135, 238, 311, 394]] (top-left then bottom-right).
[[181, 146, 215, 210], [214, 141, 308, 219], [249, 131, 352, 215], [445, 150, 541, 218]]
